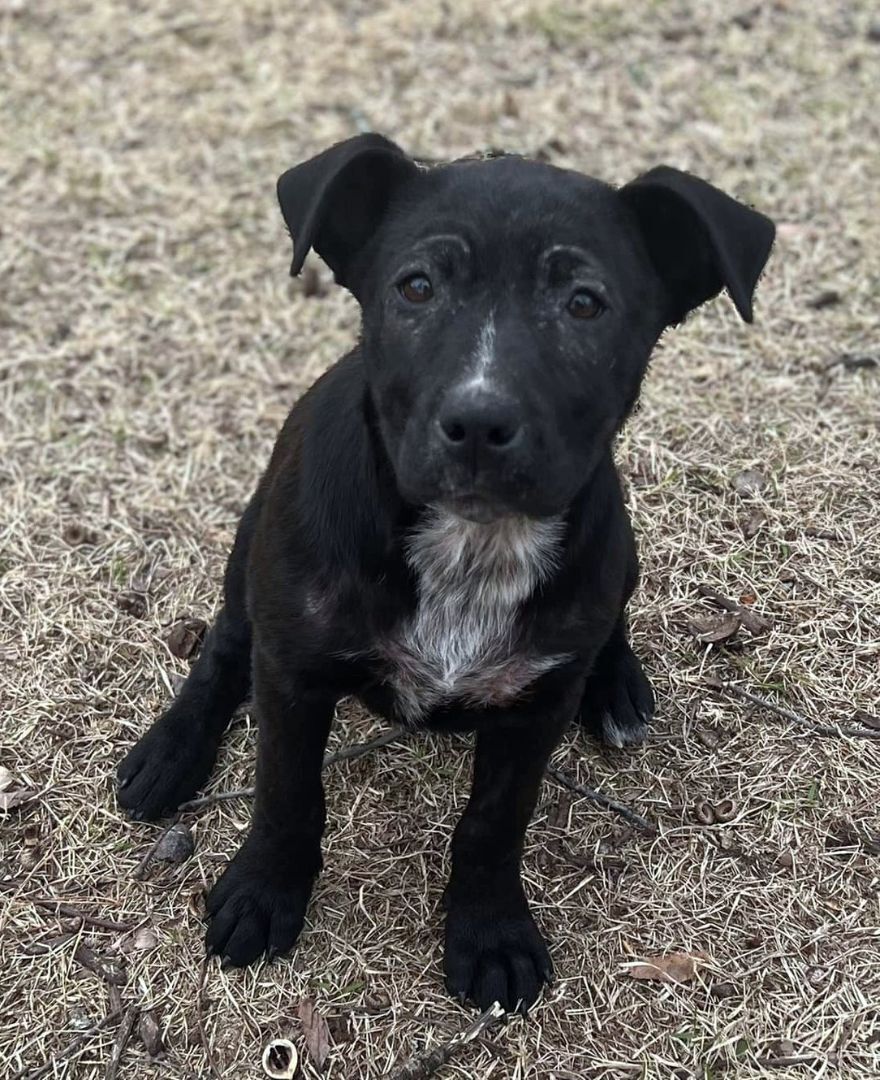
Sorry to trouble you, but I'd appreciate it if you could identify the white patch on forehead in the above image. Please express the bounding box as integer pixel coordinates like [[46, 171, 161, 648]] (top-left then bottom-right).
[[378, 508, 571, 724], [463, 313, 497, 392]]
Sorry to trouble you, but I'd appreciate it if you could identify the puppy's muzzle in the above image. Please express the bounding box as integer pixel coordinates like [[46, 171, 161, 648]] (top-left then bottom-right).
[[435, 383, 525, 464]]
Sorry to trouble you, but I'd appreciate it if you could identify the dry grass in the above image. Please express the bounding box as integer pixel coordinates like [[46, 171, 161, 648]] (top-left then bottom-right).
[[1, 0, 879, 1077]]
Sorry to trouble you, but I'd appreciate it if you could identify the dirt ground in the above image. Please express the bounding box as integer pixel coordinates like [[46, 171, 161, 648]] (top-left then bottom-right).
[[1, 1, 879, 1077]]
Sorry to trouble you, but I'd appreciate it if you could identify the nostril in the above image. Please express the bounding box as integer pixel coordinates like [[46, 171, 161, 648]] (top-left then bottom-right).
[[442, 419, 467, 444], [486, 423, 519, 448]]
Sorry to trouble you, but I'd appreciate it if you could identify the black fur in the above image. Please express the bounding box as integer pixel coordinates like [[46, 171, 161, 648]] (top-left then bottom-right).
[[118, 135, 774, 1014]]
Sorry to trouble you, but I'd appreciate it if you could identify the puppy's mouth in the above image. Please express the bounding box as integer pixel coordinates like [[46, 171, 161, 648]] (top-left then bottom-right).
[[438, 494, 513, 524]]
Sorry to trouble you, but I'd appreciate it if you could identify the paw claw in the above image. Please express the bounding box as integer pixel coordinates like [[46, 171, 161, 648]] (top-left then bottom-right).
[[579, 638, 654, 749], [117, 709, 220, 821], [444, 902, 551, 1015], [203, 841, 312, 970]]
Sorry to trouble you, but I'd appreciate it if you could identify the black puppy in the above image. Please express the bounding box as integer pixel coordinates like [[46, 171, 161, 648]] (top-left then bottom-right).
[[118, 135, 773, 1014]]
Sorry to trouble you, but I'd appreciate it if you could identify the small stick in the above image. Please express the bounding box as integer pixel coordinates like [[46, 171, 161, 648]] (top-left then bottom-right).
[[74, 943, 127, 986], [705, 678, 880, 740], [134, 727, 656, 883], [178, 727, 407, 812], [547, 766, 657, 834], [20, 933, 76, 956], [104, 1005, 138, 1080], [390, 1001, 504, 1079], [756, 1055, 821, 1068], [9, 1010, 123, 1080], [197, 959, 220, 1079], [324, 726, 405, 764], [178, 791, 249, 813], [29, 898, 133, 932], [696, 584, 770, 634], [134, 728, 406, 879]]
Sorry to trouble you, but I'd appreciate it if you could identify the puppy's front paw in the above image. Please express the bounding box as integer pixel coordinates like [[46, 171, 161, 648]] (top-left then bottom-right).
[[117, 712, 218, 820], [580, 640, 654, 749], [205, 840, 316, 967], [444, 900, 553, 1015]]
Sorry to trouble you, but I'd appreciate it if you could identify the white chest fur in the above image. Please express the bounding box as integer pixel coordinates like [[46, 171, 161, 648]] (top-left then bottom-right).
[[380, 509, 570, 723]]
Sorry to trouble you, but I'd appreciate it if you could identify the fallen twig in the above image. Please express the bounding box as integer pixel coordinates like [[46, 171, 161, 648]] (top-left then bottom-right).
[[696, 583, 771, 634], [9, 1009, 123, 1080], [756, 1054, 822, 1068], [179, 726, 406, 813], [389, 1001, 504, 1079], [104, 1005, 138, 1080], [705, 678, 880, 740], [29, 897, 133, 933], [133, 726, 656, 880], [90, 17, 224, 68], [197, 958, 220, 1079], [20, 932, 76, 956], [134, 727, 406, 879], [547, 766, 657, 834], [323, 726, 405, 765], [74, 943, 127, 986]]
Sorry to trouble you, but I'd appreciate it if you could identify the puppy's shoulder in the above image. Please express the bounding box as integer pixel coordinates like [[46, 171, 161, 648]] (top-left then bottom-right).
[[256, 349, 400, 572]]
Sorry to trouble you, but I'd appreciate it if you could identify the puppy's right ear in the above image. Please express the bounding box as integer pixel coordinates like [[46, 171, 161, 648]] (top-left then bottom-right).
[[620, 166, 775, 325], [277, 133, 419, 288]]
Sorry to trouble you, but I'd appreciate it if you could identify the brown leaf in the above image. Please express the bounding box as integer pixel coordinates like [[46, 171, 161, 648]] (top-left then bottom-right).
[[0, 787, 38, 811], [297, 997, 332, 1071], [117, 591, 147, 618], [131, 927, 158, 952], [768, 1039, 797, 1057], [138, 1008, 165, 1057], [325, 1013, 352, 1045], [806, 288, 841, 310], [739, 609, 772, 635], [73, 943, 127, 986], [154, 822, 194, 863], [0, 765, 14, 792], [695, 727, 722, 750], [688, 612, 741, 644], [825, 818, 880, 856], [731, 468, 767, 497], [62, 521, 98, 546], [854, 709, 880, 731], [741, 509, 764, 538], [625, 951, 704, 983], [696, 583, 771, 634], [165, 618, 207, 660]]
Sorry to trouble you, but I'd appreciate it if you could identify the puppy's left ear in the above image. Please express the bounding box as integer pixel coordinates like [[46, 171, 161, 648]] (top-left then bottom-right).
[[620, 166, 775, 324], [277, 133, 419, 289]]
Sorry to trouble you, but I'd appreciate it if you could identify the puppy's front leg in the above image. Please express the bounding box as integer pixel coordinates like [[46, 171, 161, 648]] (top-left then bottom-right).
[[444, 683, 581, 1014], [205, 652, 336, 967]]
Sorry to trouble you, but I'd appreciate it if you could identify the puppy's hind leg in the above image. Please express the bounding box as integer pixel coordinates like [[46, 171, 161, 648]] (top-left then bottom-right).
[[577, 618, 654, 749], [117, 499, 258, 820]]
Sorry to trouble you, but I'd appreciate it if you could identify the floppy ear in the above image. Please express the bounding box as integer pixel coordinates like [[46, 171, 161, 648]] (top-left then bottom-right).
[[277, 133, 419, 288], [620, 166, 775, 324]]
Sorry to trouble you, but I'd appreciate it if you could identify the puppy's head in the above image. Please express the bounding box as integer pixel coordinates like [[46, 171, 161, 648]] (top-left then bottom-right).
[[278, 135, 774, 521]]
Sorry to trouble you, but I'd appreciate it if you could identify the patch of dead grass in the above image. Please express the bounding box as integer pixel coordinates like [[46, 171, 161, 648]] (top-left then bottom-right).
[[1, 1, 879, 1076]]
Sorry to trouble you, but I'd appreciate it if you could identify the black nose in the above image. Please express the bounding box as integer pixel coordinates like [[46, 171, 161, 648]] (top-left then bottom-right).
[[437, 387, 524, 453]]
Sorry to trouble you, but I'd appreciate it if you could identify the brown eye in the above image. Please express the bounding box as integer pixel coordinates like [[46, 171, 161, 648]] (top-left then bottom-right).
[[567, 289, 604, 319], [399, 274, 433, 304]]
